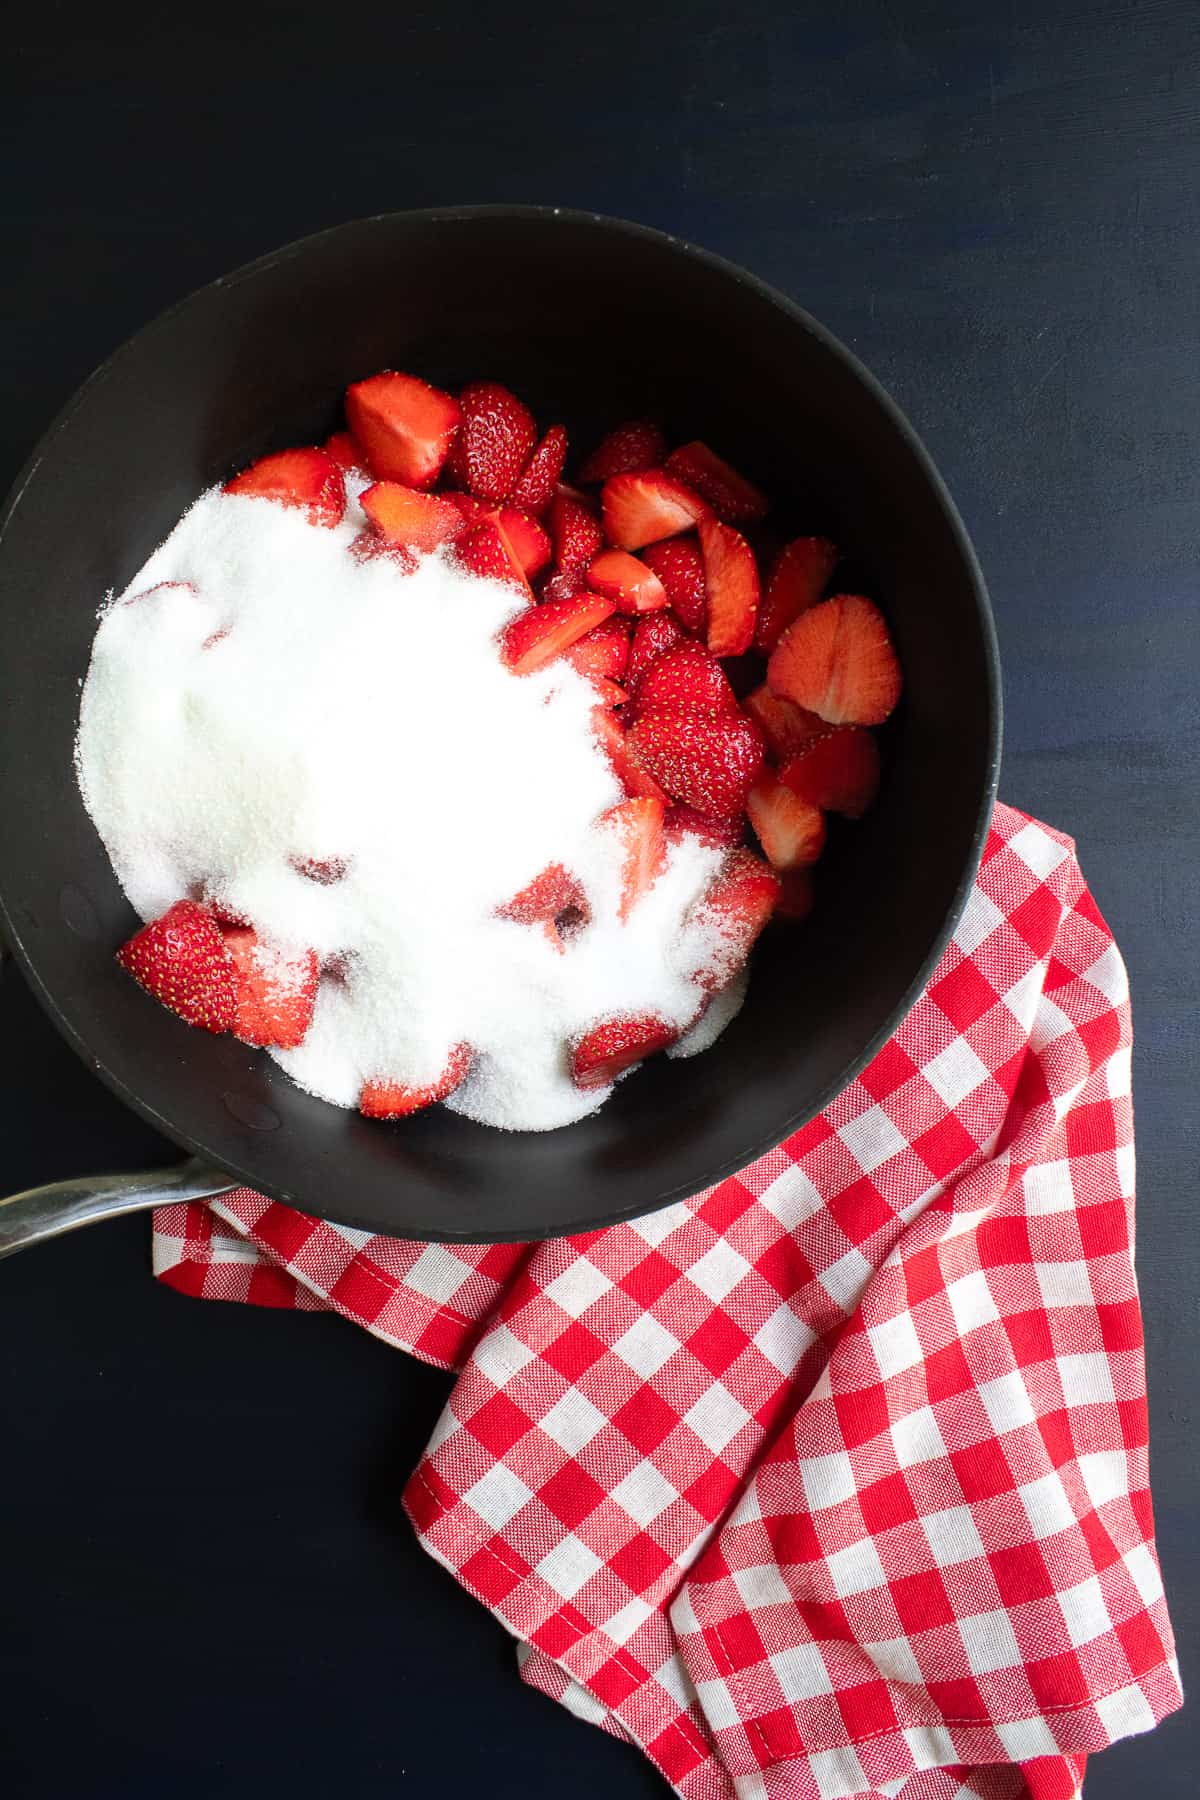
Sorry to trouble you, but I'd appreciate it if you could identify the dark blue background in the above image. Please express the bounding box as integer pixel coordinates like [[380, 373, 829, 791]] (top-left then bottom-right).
[[1, 2, 1195, 1793]]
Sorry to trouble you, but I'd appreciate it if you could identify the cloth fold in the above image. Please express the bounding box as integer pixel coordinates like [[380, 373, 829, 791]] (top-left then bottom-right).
[[152, 804, 1181, 1799]]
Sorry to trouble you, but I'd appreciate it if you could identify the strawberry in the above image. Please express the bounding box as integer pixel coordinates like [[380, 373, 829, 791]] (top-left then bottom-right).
[[360, 481, 466, 553], [754, 536, 838, 653], [698, 518, 759, 657], [549, 490, 604, 579], [664, 441, 768, 523], [455, 381, 538, 503], [497, 863, 590, 947], [743, 685, 829, 760], [578, 419, 666, 484], [345, 371, 461, 489], [501, 593, 615, 674], [348, 530, 419, 574], [509, 425, 568, 515], [626, 612, 686, 688], [629, 639, 737, 720], [224, 447, 345, 528], [497, 509, 552, 577], [586, 549, 668, 615], [745, 772, 827, 869], [639, 537, 707, 633], [360, 1044, 471, 1119], [116, 899, 236, 1033], [540, 569, 587, 604], [768, 594, 902, 726], [290, 855, 350, 884], [597, 797, 667, 920], [457, 521, 532, 593], [323, 430, 367, 474], [601, 471, 712, 551], [221, 926, 318, 1049], [779, 726, 880, 818], [664, 805, 745, 850], [690, 849, 781, 992], [591, 707, 670, 802], [587, 677, 629, 708], [627, 708, 765, 820], [775, 867, 815, 922], [561, 616, 630, 683], [571, 1014, 677, 1089]]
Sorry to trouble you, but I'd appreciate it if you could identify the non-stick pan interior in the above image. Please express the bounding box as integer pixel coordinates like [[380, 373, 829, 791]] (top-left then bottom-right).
[[0, 209, 999, 1240]]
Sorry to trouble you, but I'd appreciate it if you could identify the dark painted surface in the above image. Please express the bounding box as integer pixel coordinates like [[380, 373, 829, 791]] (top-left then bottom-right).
[[0, 1, 1195, 1794]]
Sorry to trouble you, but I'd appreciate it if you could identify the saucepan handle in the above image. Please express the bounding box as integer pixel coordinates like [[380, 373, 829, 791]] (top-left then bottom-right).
[[0, 1157, 235, 1258]]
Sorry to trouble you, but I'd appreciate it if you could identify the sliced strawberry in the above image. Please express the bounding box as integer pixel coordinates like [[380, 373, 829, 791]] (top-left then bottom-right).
[[290, 854, 350, 885], [221, 926, 318, 1049], [457, 521, 532, 593], [601, 471, 711, 551], [690, 849, 781, 992], [630, 639, 738, 720], [497, 862, 590, 945], [360, 481, 465, 553], [626, 612, 687, 688], [628, 708, 765, 819], [746, 771, 827, 869], [578, 419, 666, 484], [640, 536, 707, 633], [540, 569, 586, 604], [323, 430, 367, 474], [501, 593, 615, 674], [597, 797, 667, 920], [768, 594, 902, 726], [571, 1014, 677, 1089], [743, 685, 829, 760], [664, 805, 745, 850], [754, 536, 839, 653], [549, 490, 604, 579], [116, 899, 235, 1033], [587, 677, 629, 708], [456, 381, 538, 503], [591, 707, 670, 802], [510, 425, 568, 515], [779, 726, 880, 818], [345, 371, 461, 489], [360, 1044, 471, 1119], [561, 616, 630, 683], [775, 867, 815, 922], [224, 447, 345, 528], [349, 530, 419, 574], [664, 441, 768, 523], [698, 518, 759, 657], [498, 509, 552, 577], [586, 549, 668, 615]]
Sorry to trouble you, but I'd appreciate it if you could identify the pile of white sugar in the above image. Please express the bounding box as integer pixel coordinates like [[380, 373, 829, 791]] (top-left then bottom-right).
[[75, 483, 747, 1130]]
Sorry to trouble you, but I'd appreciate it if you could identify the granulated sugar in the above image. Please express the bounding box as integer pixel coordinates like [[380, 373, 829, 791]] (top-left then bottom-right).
[[75, 485, 746, 1130]]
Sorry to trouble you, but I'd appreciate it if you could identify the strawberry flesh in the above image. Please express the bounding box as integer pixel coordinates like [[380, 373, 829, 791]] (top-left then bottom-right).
[[361, 481, 466, 553], [456, 381, 538, 503], [578, 419, 666, 484], [628, 707, 765, 820], [779, 726, 880, 818], [457, 521, 532, 593], [690, 849, 782, 992], [754, 536, 839, 653], [664, 441, 768, 523], [743, 685, 830, 760], [116, 899, 236, 1033], [597, 797, 667, 920], [640, 536, 707, 633], [561, 616, 630, 683], [601, 471, 712, 551], [360, 1044, 471, 1119], [591, 707, 670, 803], [699, 518, 759, 657], [224, 448, 345, 528], [498, 863, 590, 949], [345, 371, 461, 489], [586, 548, 669, 615], [323, 430, 367, 474], [221, 926, 318, 1049], [571, 1014, 677, 1089], [746, 772, 827, 869], [501, 593, 615, 674], [768, 594, 902, 726]]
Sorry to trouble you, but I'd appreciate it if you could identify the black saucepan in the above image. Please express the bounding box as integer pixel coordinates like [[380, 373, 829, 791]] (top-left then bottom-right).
[[0, 207, 1001, 1250]]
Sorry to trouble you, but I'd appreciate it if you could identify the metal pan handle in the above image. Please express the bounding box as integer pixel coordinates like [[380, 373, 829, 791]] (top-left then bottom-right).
[[0, 1158, 235, 1258]]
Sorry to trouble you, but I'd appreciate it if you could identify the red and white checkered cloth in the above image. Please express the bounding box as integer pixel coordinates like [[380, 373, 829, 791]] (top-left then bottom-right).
[[153, 803, 1181, 1800]]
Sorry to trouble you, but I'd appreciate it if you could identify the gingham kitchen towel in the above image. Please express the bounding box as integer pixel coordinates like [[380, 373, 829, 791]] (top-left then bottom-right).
[[152, 803, 1182, 1800]]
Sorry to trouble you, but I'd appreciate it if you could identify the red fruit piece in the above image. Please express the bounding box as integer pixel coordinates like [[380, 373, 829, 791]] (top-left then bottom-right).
[[664, 805, 745, 850], [456, 381, 538, 503], [628, 708, 765, 820], [626, 612, 686, 688], [601, 471, 712, 551], [290, 854, 349, 884], [561, 616, 630, 683], [360, 1044, 472, 1119], [664, 441, 768, 523], [221, 926, 318, 1049], [768, 594, 902, 726], [510, 425, 568, 515], [597, 796, 667, 921], [775, 867, 815, 922], [630, 639, 738, 720], [690, 849, 781, 992], [348, 530, 419, 574], [501, 593, 615, 674], [571, 1014, 677, 1089], [743, 685, 829, 760], [323, 430, 367, 473], [698, 518, 759, 657], [497, 863, 590, 950], [587, 677, 628, 709], [548, 490, 604, 580], [498, 509, 552, 577], [224, 447, 345, 528], [586, 548, 668, 615], [578, 419, 667, 484], [116, 899, 235, 1034], [746, 771, 827, 869], [345, 371, 461, 489], [360, 481, 466, 553], [457, 521, 532, 593], [640, 536, 707, 633], [591, 707, 670, 802], [754, 537, 839, 653], [780, 726, 880, 818]]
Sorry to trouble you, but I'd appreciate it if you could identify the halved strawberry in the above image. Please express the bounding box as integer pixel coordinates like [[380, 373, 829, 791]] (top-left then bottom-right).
[[698, 518, 759, 657], [497, 862, 590, 947], [626, 612, 687, 688], [743, 685, 829, 760], [640, 536, 707, 633], [591, 707, 670, 802], [690, 849, 781, 992], [664, 805, 745, 850], [601, 471, 712, 551], [745, 772, 827, 869], [578, 419, 666, 484], [571, 1014, 677, 1089], [221, 926, 318, 1049], [498, 509, 552, 577], [501, 593, 615, 674], [754, 537, 839, 653], [664, 441, 767, 523], [629, 639, 738, 720], [323, 430, 367, 474], [597, 796, 667, 920], [224, 447, 345, 528], [779, 726, 880, 818], [345, 371, 461, 489], [457, 521, 532, 593], [768, 594, 902, 726], [562, 616, 630, 683], [628, 708, 765, 819], [116, 899, 235, 1033], [775, 867, 815, 922], [360, 481, 466, 553], [360, 1044, 471, 1119], [455, 381, 538, 503], [549, 489, 605, 580], [586, 549, 668, 615], [510, 425, 568, 515]]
